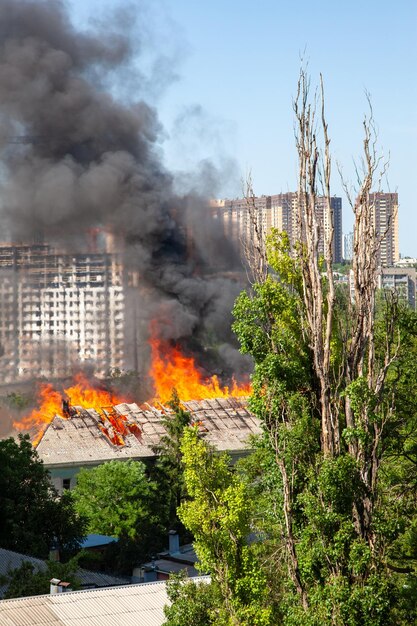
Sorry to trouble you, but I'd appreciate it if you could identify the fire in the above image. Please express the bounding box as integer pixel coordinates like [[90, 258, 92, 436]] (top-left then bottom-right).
[[13, 373, 126, 446], [149, 337, 251, 405], [13, 338, 251, 445]]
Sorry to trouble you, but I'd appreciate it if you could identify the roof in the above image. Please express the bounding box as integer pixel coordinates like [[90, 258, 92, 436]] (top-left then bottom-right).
[[0, 548, 129, 599], [142, 543, 200, 578], [144, 559, 199, 577], [79, 535, 116, 549], [36, 397, 261, 468], [0, 578, 210, 626], [157, 543, 198, 566]]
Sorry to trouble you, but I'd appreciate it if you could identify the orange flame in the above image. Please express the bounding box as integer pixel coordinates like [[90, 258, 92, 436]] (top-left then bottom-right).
[[13, 338, 251, 445], [13, 373, 126, 446], [149, 336, 251, 405]]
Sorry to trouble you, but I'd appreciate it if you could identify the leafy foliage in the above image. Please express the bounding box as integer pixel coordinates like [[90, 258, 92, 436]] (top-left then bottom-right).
[[164, 572, 219, 626], [0, 435, 85, 559], [3, 557, 81, 599], [177, 427, 273, 626], [71, 458, 166, 574], [231, 237, 417, 623], [106, 368, 141, 400], [71, 459, 158, 540], [152, 390, 191, 533], [3, 391, 32, 410]]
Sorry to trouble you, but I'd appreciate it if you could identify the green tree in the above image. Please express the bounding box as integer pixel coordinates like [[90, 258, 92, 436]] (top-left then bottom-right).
[[152, 390, 191, 532], [71, 459, 157, 540], [106, 368, 141, 401], [233, 233, 417, 623], [3, 557, 81, 599], [164, 572, 220, 626], [229, 72, 417, 623], [3, 391, 32, 410], [176, 427, 273, 626], [0, 435, 85, 559], [71, 459, 168, 574]]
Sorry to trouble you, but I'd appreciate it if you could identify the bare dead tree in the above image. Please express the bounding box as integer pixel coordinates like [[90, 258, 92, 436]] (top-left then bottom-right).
[[293, 68, 338, 456], [293, 70, 401, 547], [338, 100, 399, 544], [241, 173, 268, 285]]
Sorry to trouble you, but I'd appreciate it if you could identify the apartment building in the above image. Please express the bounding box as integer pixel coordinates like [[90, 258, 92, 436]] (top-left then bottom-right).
[[214, 192, 343, 263], [378, 267, 416, 310], [371, 192, 399, 267], [0, 244, 125, 383], [343, 232, 354, 262], [315, 195, 343, 263], [212, 196, 271, 246]]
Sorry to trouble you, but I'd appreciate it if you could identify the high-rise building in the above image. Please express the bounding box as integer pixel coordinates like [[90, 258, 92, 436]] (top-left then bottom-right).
[[344, 232, 354, 262], [269, 193, 298, 246], [0, 244, 125, 383], [215, 192, 343, 263], [314, 195, 343, 263], [212, 195, 271, 246], [370, 192, 399, 267]]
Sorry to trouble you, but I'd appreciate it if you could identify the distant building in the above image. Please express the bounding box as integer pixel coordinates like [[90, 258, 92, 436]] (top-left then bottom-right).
[[348, 266, 415, 309], [315, 195, 343, 264], [211, 195, 271, 246], [378, 267, 416, 310], [371, 192, 399, 267], [395, 257, 417, 268], [343, 232, 354, 262], [0, 244, 125, 383], [214, 192, 343, 263], [137, 532, 199, 583]]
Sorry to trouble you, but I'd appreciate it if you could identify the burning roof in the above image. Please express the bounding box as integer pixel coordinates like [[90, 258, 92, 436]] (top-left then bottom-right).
[[11, 334, 255, 466], [35, 397, 260, 468], [12, 334, 252, 447]]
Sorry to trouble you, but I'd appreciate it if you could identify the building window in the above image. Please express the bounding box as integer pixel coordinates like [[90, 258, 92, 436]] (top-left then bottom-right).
[[62, 478, 71, 490]]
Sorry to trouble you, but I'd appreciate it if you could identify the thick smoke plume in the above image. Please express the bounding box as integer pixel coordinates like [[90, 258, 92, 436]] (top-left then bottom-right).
[[0, 0, 251, 382]]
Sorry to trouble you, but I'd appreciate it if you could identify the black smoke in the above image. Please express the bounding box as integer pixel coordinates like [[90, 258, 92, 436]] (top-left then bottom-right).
[[0, 0, 251, 383]]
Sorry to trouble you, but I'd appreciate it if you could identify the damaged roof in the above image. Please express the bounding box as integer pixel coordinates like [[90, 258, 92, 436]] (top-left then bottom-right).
[[36, 397, 261, 468]]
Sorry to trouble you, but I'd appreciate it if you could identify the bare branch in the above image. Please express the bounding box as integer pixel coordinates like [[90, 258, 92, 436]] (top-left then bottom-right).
[[240, 172, 268, 285]]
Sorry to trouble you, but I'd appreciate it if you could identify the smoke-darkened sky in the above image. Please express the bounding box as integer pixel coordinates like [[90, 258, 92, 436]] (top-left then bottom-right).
[[0, 0, 251, 380]]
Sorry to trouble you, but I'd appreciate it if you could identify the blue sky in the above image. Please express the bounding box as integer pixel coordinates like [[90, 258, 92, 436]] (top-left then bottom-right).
[[69, 0, 417, 255]]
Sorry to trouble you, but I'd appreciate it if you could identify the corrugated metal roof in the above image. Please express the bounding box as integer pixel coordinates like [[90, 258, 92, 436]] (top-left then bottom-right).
[[0, 549, 45, 578], [0, 550, 45, 599], [36, 397, 260, 467], [0, 578, 210, 626], [0, 549, 129, 599]]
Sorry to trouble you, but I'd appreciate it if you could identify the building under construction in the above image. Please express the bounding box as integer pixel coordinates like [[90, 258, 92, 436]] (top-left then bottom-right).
[[0, 244, 125, 383]]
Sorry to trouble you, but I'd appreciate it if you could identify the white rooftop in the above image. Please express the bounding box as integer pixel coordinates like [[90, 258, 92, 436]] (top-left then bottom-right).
[[0, 579, 213, 626]]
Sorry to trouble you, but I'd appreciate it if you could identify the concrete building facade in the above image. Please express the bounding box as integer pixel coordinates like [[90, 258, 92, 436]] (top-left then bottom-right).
[[214, 192, 343, 263], [378, 267, 416, 310], [371, 192, 399, 267], [0, 244, 125, 383], [343, 232, 354, 262]]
